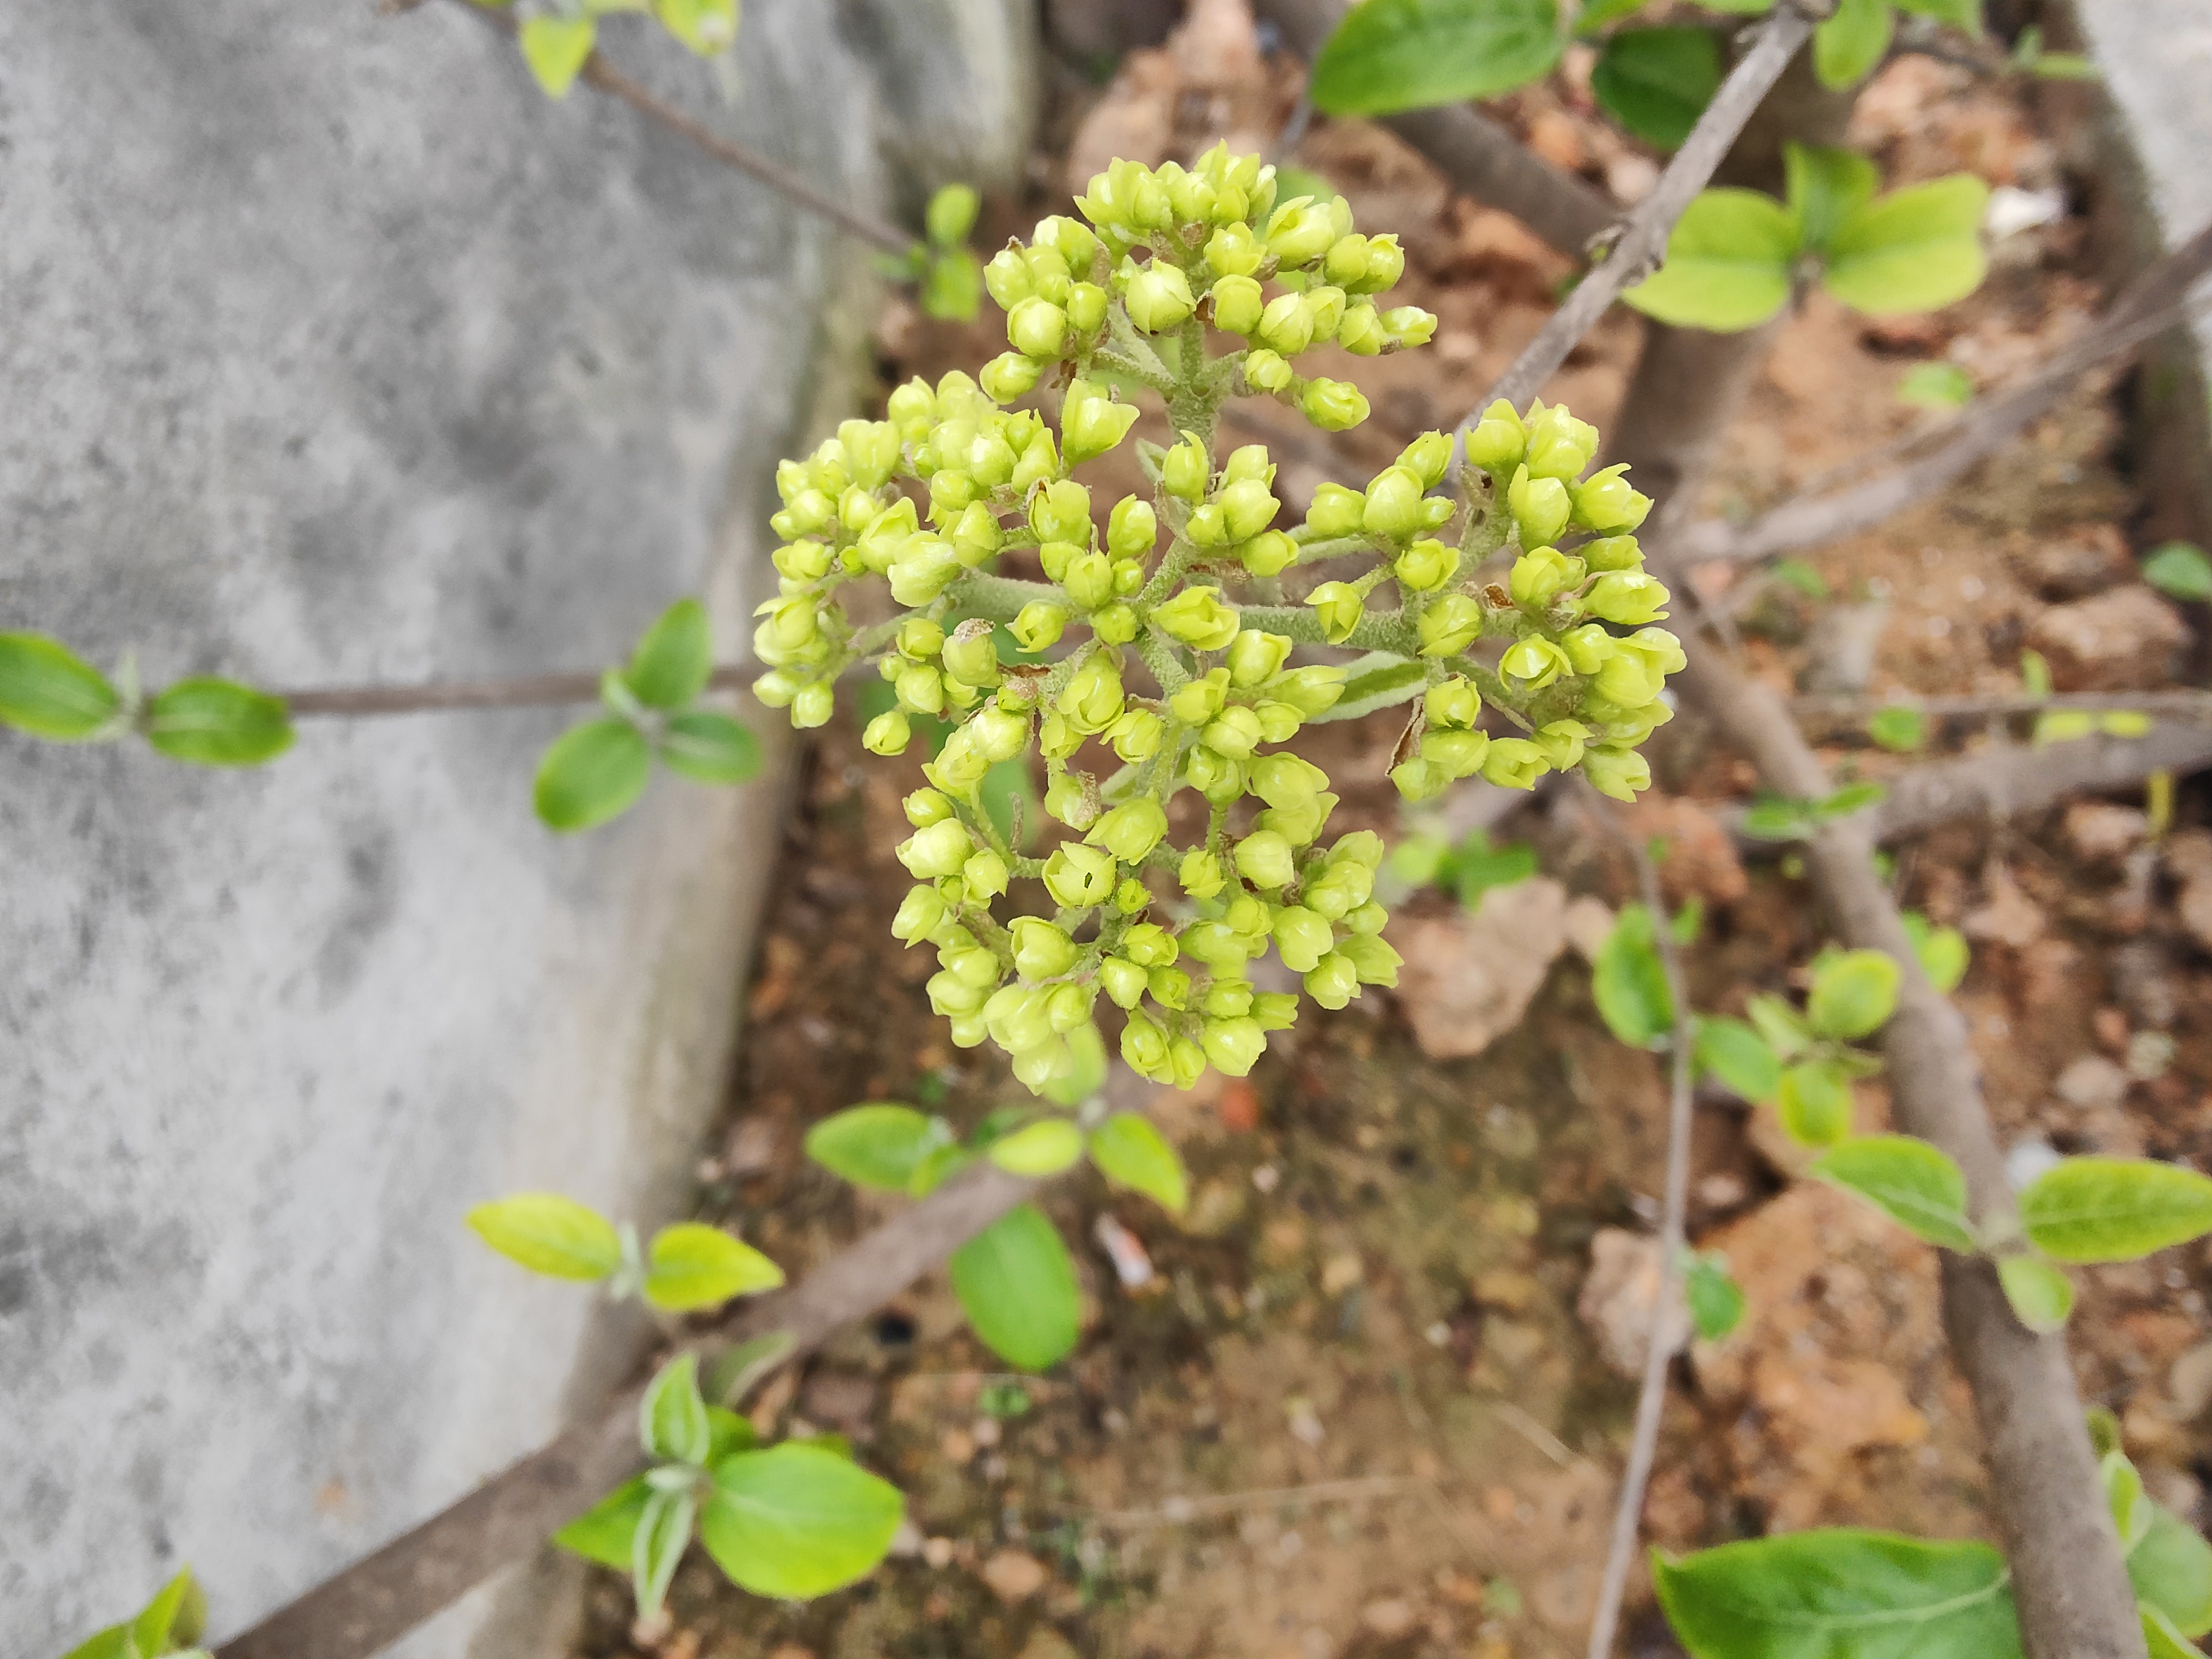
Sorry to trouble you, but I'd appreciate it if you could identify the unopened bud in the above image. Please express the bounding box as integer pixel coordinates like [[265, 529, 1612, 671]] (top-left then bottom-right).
[[1090, 798, 1168, 864], [1010, 602, 1070, 651], [1306, 483, 1366, 538], [1242, 348, 1294, 392], [864, 709, 912, 755], [1302, 377, 1370, 431], [1304, 952, 1361, 1010], [1108, 496, 1157, 559], [1307, 581, 1364, 645], [1227, 629, 1293, 687], [1042, 842, 1117, 909], [1234, 830, 1297, 889], [1507, 466, 1572, 549], [1179, 846, 1226, 899], [1570, 463, 1652, 533], [1152, 585, 1242, 652], [1163, 431, 1210, 502], [1417, 594, 1483, 657], [1584, 571, 1671, 625], [1210, 273, 1264, 335], [1124, 262, 1195, 333], [1501, 637, 1570, 690], [1480, 737, 1549, 791], [1394, 537, 1459, 592]]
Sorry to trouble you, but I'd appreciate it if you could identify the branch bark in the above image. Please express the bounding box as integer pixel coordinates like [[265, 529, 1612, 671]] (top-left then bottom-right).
[[1860, 724, 2212, 843]]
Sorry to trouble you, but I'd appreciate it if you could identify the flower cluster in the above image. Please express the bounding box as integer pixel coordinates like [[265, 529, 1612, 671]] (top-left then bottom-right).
[[750, 147, 1678, 1096]]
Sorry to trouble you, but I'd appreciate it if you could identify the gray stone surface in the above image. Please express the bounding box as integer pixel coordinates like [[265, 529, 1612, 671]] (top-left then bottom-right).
[[0, 3, 1026, 1655]]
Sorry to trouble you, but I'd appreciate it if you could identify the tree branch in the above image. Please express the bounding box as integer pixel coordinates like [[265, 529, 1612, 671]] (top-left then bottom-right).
[[1860, 725, 2212, 844], [277, 664, 761, 718]]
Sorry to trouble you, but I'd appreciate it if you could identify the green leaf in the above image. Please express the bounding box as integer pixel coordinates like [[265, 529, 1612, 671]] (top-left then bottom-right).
[[1812, 0, 1895, 90], [519, 14, 596, 98], [1591, 28, 1721, 150], [145, 678, 294, 767], [1897, 362, 1974, 410], [1808, 948, 1900, 1040], [1684, 1252, 1746, 1341], [1771, 558, 1829, 599], [1089, 1112, 1189, 1214], [1997, 1254, 2075, 1332], [1823, 174, 1991, 317], [58, 1626, 134, 1659], [131, 1567, 206, 1656], [2143, 543, 2212, 603], [1777, 1060, 1853, 1147], [1816, 780, 1888, 820], [2132, 1502, 2212, 1636], [2143, 1606, 2205, 1659], [2105, 1449, 2153, 1552], [554, 1476, 653, 1570], [2019, 1157, 2212, 1263], [926, 182, 980, 248], [1623, 188, 1800, 332], [1453, 832, 1538, 908], [987, 1117, 1087, 1177], [0, 632, 120, 741], [1900, 912, 1970, 992], [2024, 49, 2098, 80], [632, 1486, 696, 1619], [1784, 143, 1881, 253], [950, 1203, 1083, 1371], [1575, 0, 1654, 32], [980, 756, 1040, 849], [625, 598, 713, 710], [1385, 830, 1453, 891], [1314, 653, 1428, 723], [908, 1141, 976, 1196], [1742, 797, 1817, 841], [1811, 1135, 1976, 1250], [1593, 904, 1674, 1048], [1694, 1016, 1782, 1103], [1654, 1529, 2022, 1659], [805, 1103, 948, 1191], [1867, 706, 1926, 752], [1038, 1019, 1108, 1108], [1744, 993, 1812, 1062], [640, 1352, 713, 1464], [2020, 649, 2052, 698], [703, 1331, 794, 1409], [655, 0, 739, 55], [919, 248, 982, 321], [660, 709, 761, 785], [643, 1222, 784, 1312], [1309, 0, 1563, 116], [699, 1444, 904, 1599], [706, 1404, 758, 1461], [535, 718, 652, 832], [467, 1192, 623, 1280]]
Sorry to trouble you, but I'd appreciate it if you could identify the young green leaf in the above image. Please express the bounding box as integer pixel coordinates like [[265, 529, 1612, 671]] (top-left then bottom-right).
[[131, 1566, 206, 1657], [805, 1103, 948, 1190], [1807, 948, 1900, 1040], [643, 1223, 785, 1312], [625, 598, 714, 710], [1744, 993, 1812, 1062], [1623, 188, 1800, 332], [987, 1117, 1087, 1177], [656, 0, 740, 55], [1815, 780, 1888, 820], [1593, 904, 1674, 1049], [919, 247, 982, 321], [660, 709, 761, 785], [2018, 1157, 2212, 1263], [2143, 1606, 2204, 1659], [1309, 0, 1563, 117], [1897, 362, 1974, 410], [1776, 1060, 1853, 1147], [1823, 175, 1991, 317], [703, 1331, 794, 1410], [1693, 1016, 1782, 1104], [1811, 1135, 1976, 1250], [1089, 1112, 1189, 1214], [1683, 1252, 1746, 1342], [0, 632, 121, 740], [1590, 28, 1721, 151], [519, 14, 597, 98], [2020, 649, 2053, 698], [552, 1475, 653, 1569], [535, 718, 652, 832], [1741, 797, 1818, 841], [1453, 832, 1538, 909], [1996, 1254, 2075, 1333], [926, 182, 981, 248], [640, 1352, 713, 1464], [2143, 543, 2212, 603], [1385, 829, 1453, 891], [145, 679, 294, 767], [2130, 1500, 2212, 1637], [1899, 911, 1970, 992], [950, 1203, 1083, 1370], [632, 1486, 697, 1618], [1867, 706, 1926, 752], [1654, 1529, 2022, 1659], [705, 1404, 758, 1462], [2103, 1448, 2153, 1552], [1783, 143, 1880, 252], [1812, 0, 1896, 90], [58, 1625, 134, 1659], [467, 1192, 623, 1280], [698, 1443, 904, 1599]]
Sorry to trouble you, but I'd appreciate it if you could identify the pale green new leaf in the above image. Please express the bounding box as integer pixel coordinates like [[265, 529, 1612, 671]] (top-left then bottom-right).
[[1901, 912, 1970, 992], [132, 1567, 206, 1657], [1309, 0, 1563, 117], [987, 1117, 1087, 1177], [1593, 903, 1674, 1048], [59, 1627, 135, 1659], [1776, 1060, 1853, 1147], [950, 1203, 1083, 1371], [1744, 993, 1811, 1061], [519, 15, 596, 98], [535, 718, 652, 832], [640, 1352, 712, 1464], [632, 1487, 696, 1617], [2104, 1449, 2153, 1552], [1623, 189, 1799, 332], [643, 1222, 784, 1312], [926, 182, 980, 248], [655, 0, 739, 56], [626, 598, 713, 710], [1812, 0, 1894, 90], [805, 1103, 947, 1190], [2143, 1606, 2204, 1659], [1997, 1254, 2074, 1332], [2143, 543, 2212, 603], [553, 1476, 653, 1569], [145, 678, 295, 768], [0, 632, 120, 741], [1783, 143, 1880, 252], [1824, 175, 1991, 316], [1591, 28, 1721, 151], [700, 1444, 903, 1599], [1654, 1529, 2023, 1659], [1867, 706, 1926, 752], [467, 1192, 623, 1280], [2019, 1157, 2212, 1262], [1693, 1016, 1782, 1104], [2132, 1501, 2212, 1636], [1684, 1252, 1746, 1341], [1807, 948, 1900, 1040], [1811, 1135, 1976, 1250], [1090, 1112, 1189, 1214], [660, 710, 761, 785], [1897, 362, 1974, 410]]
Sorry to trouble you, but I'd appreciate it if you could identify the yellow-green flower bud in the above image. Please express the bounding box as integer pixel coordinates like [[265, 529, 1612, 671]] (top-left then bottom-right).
[[1245, 753, 1323, 807], [864, 709, 913, 755], [1306, 483, 1366, 538], [1204, 976, 1254, 1020], [1305, 952, 1361, 1010], [1307, 581, 1364, 645], [928, 970, 989, 1017], [1350, 233, 1404, 294], [1397, 431, 1453, 489], [772, 538, 833, 583], [1124, 262, 1195, 333], [1509, 545, 1580, 608], [1626, 626, 1687, 677], [1339, 933, 1402, 987], [1224, 444, 1273, 485], [895, 660, 946, 714], [1036, 214, 1098, 271], [1186, 501, 1229, 547], [1163, 431, 1210, 502], [1009, 917, 1079, 981], [1421, 727, 1490, 778], [1043, 769, 1095, 827], [981, 350, 1042, 403], [1121, 1010, 1171, 1078], [1304, 860, 1372, 920], [1067, 281, 1108, 334], [949, 502, 1003, 565], [1011, 602, 1070, 651], [1108, 707, 1164, 761], [1593, 652, 1656, 708], [1184, 745, 1245, 805], [1570, 463, 1651, 533], [1523, 403, 1600, 481], [1360, 466, 1426, 539], [1242, 349, 1294, 393], [1379, 305, 1437, 348], [1090, 797, 1168, 863], [1061, 382, 1140, 463], [942, 624, 1001, 689], [1561, 623, 1616, 674], [1265, 199, 1336, 266], [1210, 273, 1265, 335], [1168, 673, 1229, 732], [1582, 534, 1644, 573], [1123, 922, 1177, 967], [838, 419, 901, 487], [1332, 831, 1385, 869], [1417, 594, 1483, 657], [1582, 744, 1651, 802], [1092, 603, 1140, 644], [1394, 537, 1459, 592], [1481, 737, 1549, 790], [1256, 292, 1312, 356], [1323, 233, 1372, 288], [1062, 548, 1115, 610], [1108, 496, 1157, 560], [969, 704, 1030, 763], [1466, 420, 1525, 475], [1336, 302, 1385, 356], [1204, 221, 1263, 277], [1147, 965, 1191, 1010], [1255, 702, 1301, 744], [1306, 285, 1346, 341], [1056, 653, 1125, 733], [1251, 992, 1297, 1031], [1584, 572, 1671, 625], [985, 247, 1034, 309], [1532, 720, 1589, 770], [1255, 791, 1335, 846], [1028, 248, 1073, 302], [1241, 530, 1296, 576], [1101, 956, 1150, 1009], [1029, 478, 1092, 543], [1042, 842, 1117, 909], [1179, 846, 1226, 899], [1220, 477, 1280, 542], [1168, 1038, 1207, 1088], [1201, 707, 1261, 760], [1270, 905, 1333, 973], [1153, 585, 1242, 652], [1389, 756, 1445, 802], [1202, 1016, 1266, 1077], [1501, 636, 1570, 690], [1226, 629, 1293, 687], [898, 818, 974, 879], [1507, 466, 1572, 548], [1341, 900, 1389, 936], [1181, 919, 1248, 969], [905, 786, 955, 827], [1425, 677, 1480, 729], [1302, 377, 1370, 431], [928, 727, 990, 791], [927, 469, 980, 522], [963, 847, 1010, 899], [891, 884, 947, 944], [1234, 829, 1297, 889], [887, 376, 935, 431], [1037, 713, 1082, 763], [1114, 877, 1151, 915], [1274, 664, 1347, 715]]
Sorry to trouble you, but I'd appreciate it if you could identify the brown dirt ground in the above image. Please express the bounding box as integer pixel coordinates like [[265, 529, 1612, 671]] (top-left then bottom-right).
[[575, 11, 2212, 1659]]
